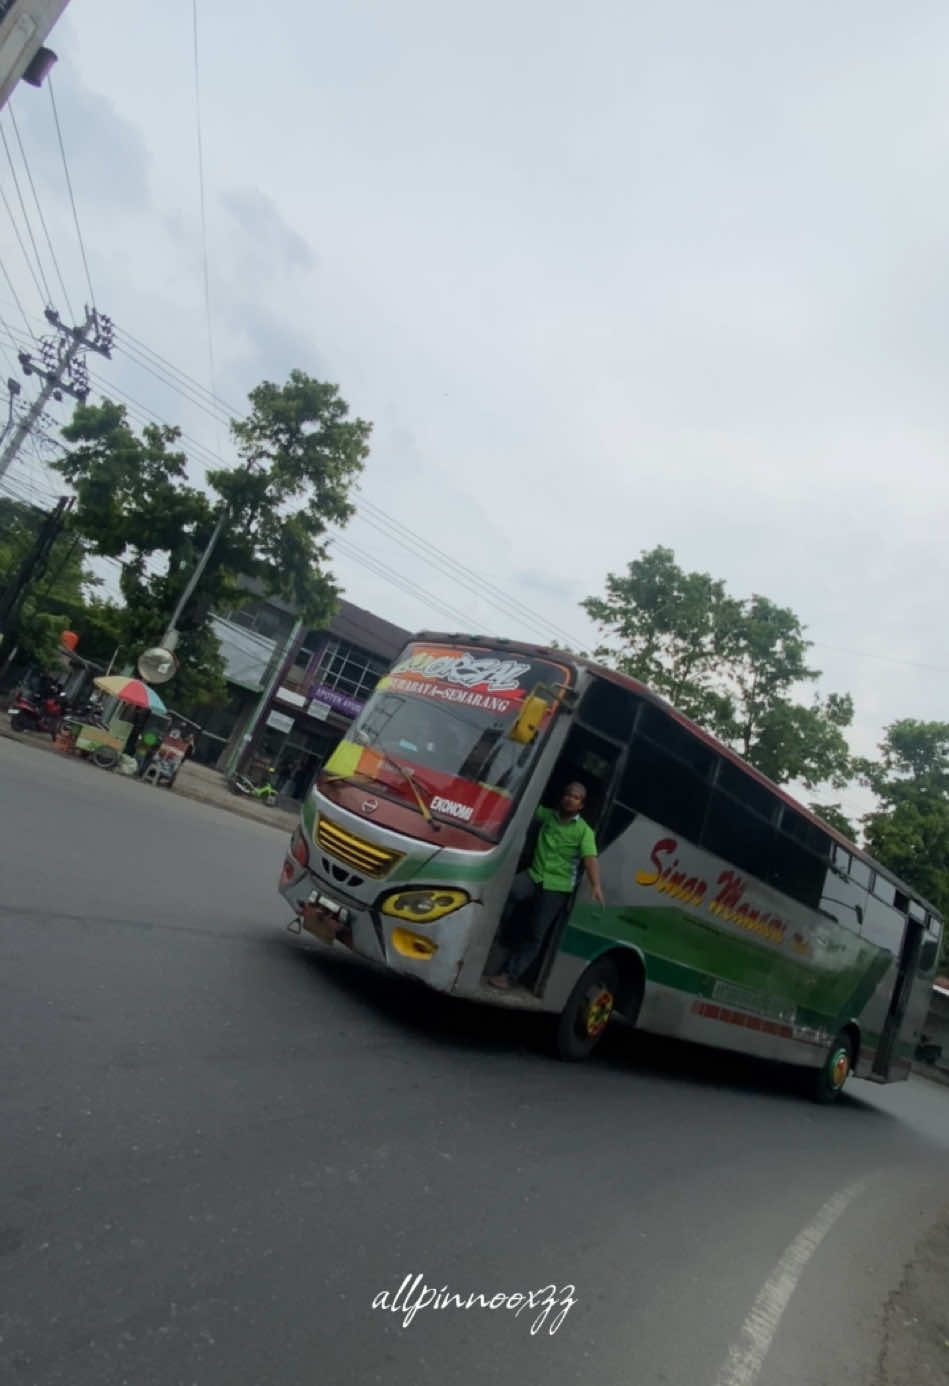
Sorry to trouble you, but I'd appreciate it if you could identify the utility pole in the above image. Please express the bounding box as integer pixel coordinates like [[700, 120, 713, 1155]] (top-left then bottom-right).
[[159, 455, 256, 653], [160, 508, 228, 653], [0, 377, 21, 447], [0, 492, 72, 670], [0, 306, 113, 484], [222, 618, 304, 779]]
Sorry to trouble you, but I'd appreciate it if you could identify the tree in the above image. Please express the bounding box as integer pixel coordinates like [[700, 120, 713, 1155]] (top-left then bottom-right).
[[53, 371, 371, 706], [53, 403, 229, 705], [807, 801, 858, 841], [859, 722, 949, 959], [0, 496, 97, 669], [582, 546, 739, 730], [582, 546, 853, 789], [212, 371, 372, 624]]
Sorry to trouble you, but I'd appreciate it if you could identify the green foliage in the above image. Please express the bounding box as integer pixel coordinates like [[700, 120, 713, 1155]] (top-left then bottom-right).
[[53, 402, 228, 704], [52, 371, 371, 705], [0, 497, 97, 668], [582, 545, 738, 729], [864, 799, 949, 919], [856, 720, 949, 804], [858, 722, 949, 953], [214, 370, 372, 624], [582, 546, 853, 789], [807, 801, 858, 841]]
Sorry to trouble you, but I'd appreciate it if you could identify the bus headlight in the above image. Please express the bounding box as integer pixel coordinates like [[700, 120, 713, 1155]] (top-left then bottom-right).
[[380, 888, 470, 923]]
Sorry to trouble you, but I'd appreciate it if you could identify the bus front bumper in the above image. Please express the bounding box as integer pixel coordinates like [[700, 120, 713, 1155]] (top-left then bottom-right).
[[278, 857, 471, 989]]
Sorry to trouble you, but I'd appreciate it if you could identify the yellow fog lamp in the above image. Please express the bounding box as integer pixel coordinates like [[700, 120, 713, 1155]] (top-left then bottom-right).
[[391, 929, 439, 960], [380, 888, 470, 923]]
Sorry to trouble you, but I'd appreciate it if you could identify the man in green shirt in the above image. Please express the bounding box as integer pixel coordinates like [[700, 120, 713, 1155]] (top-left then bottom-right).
[[486, 782, 604, 991]]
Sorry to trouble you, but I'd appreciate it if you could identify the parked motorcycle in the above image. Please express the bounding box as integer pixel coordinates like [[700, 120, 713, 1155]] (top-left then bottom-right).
[[229, 767, 279, 807], [8, 688, 64, 738]]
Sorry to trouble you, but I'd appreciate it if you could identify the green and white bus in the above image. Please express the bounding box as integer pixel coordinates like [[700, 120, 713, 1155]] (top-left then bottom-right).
[[278, 634, 943, 1101]]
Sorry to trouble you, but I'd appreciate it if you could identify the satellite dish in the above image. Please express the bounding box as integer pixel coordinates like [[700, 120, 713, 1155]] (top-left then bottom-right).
[[138, 647, 178, 685]]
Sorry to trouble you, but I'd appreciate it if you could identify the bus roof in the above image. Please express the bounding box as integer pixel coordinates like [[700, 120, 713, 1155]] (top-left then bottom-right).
[[412, 630, 943, 923]]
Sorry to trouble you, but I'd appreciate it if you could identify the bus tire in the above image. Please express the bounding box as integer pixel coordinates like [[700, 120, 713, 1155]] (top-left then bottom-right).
[[812, 1030, 855, 1105], [555, 958, 620, 1062]]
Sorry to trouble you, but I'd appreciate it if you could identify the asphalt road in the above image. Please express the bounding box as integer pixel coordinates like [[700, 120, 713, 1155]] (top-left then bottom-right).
[[3, 734, 949, 1386]]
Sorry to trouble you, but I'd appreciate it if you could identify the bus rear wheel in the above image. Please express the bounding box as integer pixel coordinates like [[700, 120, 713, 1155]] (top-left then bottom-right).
[[555, 959, 619, 1062], [813, 1030, 854, 1104]]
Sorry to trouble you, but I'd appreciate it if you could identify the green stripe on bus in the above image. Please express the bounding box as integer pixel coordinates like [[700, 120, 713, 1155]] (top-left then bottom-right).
[[387, 842, 513, 884], [561, 902, 892, 1034]]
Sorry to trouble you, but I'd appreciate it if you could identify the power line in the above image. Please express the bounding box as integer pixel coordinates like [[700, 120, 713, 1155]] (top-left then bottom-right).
[[0, 255, 35, 340], [0, 433, 63, 499], [86, 370, 229, 477], [98, 552, 166, 580], [0, 122, 51, 305], [190, 0, 219, 453], [353, 500, 587, 647], [330, 534, 480, 629], [48, 72, 96, 310], [809, 640, 949, 676], [0, 181, 45, 310], [35, 315, 949, 672], [0, 472, 60, 508], [116, 325, 240, 415], [112, 339, 231, 427], [43, 321, 949, 669], [7, 102, 75, 320], [0, 336, 17, 377], [118, 349, 587, 644], [0, 308, 114, 483], [102, 335, 589, 645]]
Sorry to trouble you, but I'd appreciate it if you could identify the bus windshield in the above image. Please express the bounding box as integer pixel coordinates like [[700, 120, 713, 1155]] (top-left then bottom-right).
[[321, 643, 573, 838]]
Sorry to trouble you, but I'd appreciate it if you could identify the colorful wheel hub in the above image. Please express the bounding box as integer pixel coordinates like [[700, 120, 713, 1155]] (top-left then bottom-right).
[[584, 987, 614, 1038], [829, 1047, 850, 1089]]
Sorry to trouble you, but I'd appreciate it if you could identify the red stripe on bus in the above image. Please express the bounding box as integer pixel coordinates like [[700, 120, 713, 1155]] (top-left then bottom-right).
[[691, 999, 793, 1041]]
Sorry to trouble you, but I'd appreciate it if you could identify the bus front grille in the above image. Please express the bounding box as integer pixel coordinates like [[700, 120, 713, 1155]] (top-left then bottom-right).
[[316, 815, 404, 879]]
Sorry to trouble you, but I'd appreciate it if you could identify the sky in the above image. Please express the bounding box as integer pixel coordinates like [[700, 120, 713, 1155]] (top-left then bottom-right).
[[2, 0, 949, 826]]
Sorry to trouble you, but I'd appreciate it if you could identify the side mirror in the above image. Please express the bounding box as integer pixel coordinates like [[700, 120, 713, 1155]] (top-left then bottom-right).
[[508, 693, 551, 745]]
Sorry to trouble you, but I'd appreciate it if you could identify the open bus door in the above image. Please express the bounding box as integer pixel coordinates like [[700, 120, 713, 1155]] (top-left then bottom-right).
[[872, 913, 926, 1078], [527, 722, 623, 994]]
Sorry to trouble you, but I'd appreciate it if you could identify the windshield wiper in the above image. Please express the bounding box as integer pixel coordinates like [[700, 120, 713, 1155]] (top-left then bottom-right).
[[325, 749, 436, 825], [375, 751, 435, 824]]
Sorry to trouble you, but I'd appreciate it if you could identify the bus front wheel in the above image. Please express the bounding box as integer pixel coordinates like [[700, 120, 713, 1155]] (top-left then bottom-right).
[[812, 1030, 855, 1104], [555, 959, 619, 1062]]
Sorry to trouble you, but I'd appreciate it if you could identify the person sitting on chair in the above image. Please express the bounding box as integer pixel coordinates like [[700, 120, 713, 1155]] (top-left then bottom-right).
[[486, 782, 604, 991]]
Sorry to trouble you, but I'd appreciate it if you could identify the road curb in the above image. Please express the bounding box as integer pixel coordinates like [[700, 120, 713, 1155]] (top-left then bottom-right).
[[168, 779, 298, 832], [911, 1062, 949, 1089], [0, 721, 298, 833]]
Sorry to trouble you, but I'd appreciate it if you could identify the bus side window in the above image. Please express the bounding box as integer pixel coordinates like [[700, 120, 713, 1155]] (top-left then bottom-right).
[[620, 735, 710, 842], [769, 835, 825, 909], [579, 681, 641, 741], [701, 791, 774, 881], [600, 802, 637, 848]]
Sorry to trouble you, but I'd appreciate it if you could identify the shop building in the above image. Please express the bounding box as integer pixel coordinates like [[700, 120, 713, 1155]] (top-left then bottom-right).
[[193, 585, 410, 799]]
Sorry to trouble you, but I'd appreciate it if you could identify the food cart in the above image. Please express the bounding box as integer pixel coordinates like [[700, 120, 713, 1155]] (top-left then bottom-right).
[[63, 675, 168, 769]]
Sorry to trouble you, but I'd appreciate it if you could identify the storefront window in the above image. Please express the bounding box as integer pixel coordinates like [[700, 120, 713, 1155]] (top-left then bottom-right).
[[227, 598, 295, 643], [312, 639, 388, 704], [285, 637, 322, 688]]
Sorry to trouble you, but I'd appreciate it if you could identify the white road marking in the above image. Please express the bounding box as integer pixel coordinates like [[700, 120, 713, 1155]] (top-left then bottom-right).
[[712, 1179, 867, 1386]]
